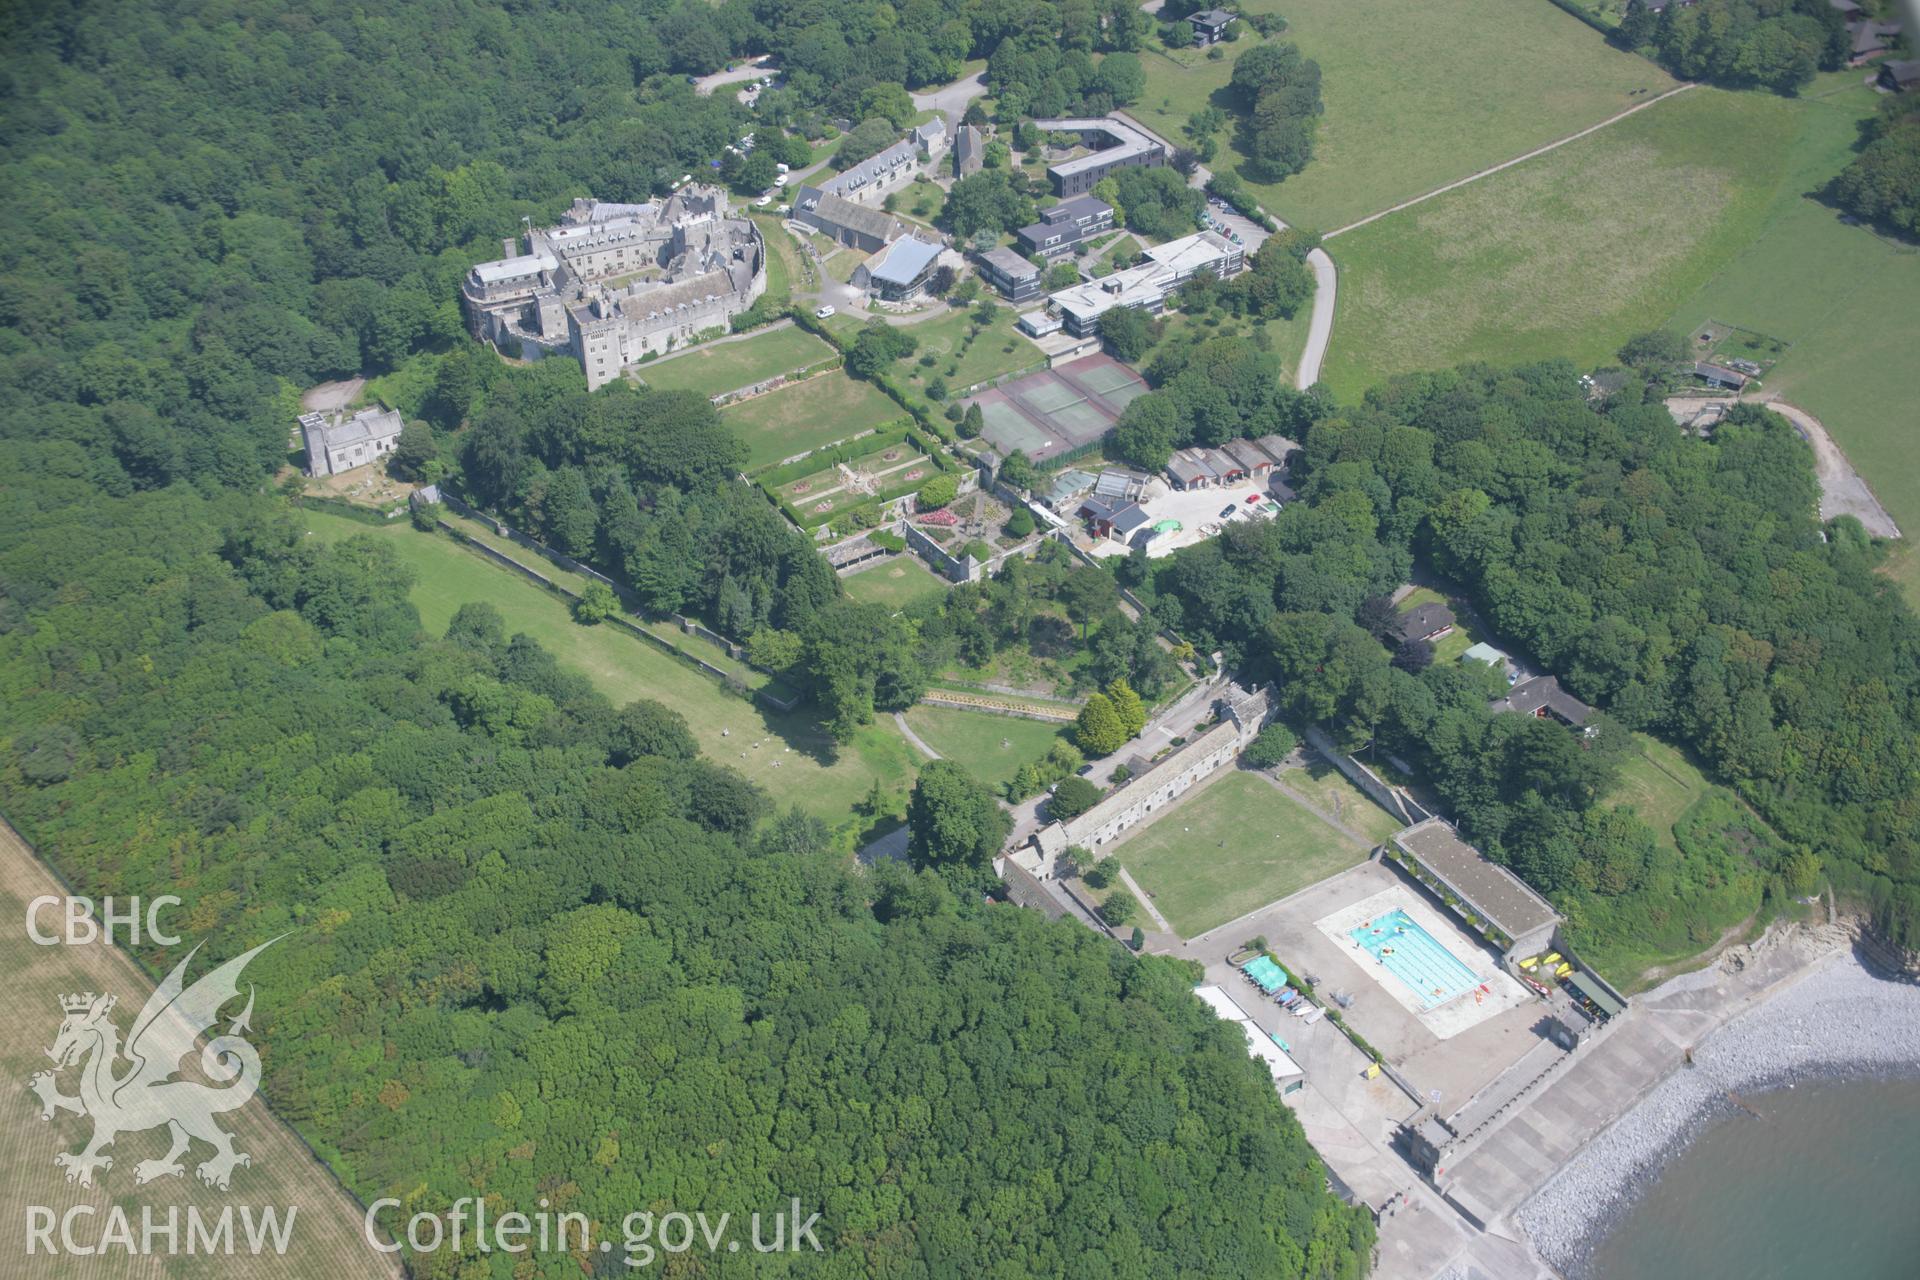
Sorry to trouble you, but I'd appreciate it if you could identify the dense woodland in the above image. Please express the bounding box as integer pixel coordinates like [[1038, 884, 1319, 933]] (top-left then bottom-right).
[[1618, 0, 1851, 93], [1111, 354, 1920, 954], [1830, 93, 1920, 238], [0, 3, 1384, 1276], [0, 486, 1371, 1277]]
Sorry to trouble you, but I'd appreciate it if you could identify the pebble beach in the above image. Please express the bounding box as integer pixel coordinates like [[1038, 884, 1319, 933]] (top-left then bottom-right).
[[1517, 946, 1920, 1276]]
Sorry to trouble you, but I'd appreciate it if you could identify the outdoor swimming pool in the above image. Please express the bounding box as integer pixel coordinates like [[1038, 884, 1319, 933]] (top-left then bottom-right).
[[1348, 909, 1481, 1010]]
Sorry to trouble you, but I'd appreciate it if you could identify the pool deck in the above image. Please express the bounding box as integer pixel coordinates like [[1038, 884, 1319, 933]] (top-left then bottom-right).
[[1184, 861, 1551, 1112], [1317, 887, 1530, 1039]]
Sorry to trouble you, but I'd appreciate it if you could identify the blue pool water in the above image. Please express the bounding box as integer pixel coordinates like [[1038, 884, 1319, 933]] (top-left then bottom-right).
[[1348, 909, 1480, 1009]]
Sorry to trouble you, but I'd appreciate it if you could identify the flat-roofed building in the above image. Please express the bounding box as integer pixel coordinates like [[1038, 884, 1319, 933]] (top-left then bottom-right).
[[1044, 229, 1243, 336], [977, 245, 1043, 302], [1188, 9, 1238, 44], [1033, 116, 1167, 196], [1015, 196, 1115, 259]]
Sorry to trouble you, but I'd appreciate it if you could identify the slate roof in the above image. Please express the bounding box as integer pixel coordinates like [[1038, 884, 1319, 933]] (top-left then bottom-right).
[[1493, 675, 1596, 727], [1397, 601, 1456, 643]]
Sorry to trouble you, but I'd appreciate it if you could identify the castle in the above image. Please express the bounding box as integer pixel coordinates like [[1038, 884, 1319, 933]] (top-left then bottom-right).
[[461, 189, 766, 390]]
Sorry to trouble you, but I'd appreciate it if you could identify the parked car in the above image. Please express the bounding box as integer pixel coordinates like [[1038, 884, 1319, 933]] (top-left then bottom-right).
[[814, 305, 836, 319], [1219, 504, 1238, 519]]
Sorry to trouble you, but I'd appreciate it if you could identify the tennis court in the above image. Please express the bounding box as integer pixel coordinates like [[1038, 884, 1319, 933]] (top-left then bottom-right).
[[964, 353, 1148, 465]]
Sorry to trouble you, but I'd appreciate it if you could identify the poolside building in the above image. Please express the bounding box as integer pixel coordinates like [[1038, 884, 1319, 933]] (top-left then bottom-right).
[[1390, 819, 1561, 962], [1195, 985, 1306, 1097]]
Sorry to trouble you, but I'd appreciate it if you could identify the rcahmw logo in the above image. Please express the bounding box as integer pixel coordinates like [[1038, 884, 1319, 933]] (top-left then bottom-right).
[[23, 938, 300, 1258]]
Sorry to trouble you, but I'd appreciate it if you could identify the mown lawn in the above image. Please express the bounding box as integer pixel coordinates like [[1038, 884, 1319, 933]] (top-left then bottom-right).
[[901, 705, 1070, 793], [299, 508, 922, 825], [1659, 75, 1920, 604], [1321, 87, 1797, 399], [1116, 770, 1371, 936], [635, 323, 834, 399], [1133, 0, 1673, 233], [1282, 761, 1407, 845], [843, 555, 953, 611], [722, 371, 905, 469], [896, 307, 1046, 396]]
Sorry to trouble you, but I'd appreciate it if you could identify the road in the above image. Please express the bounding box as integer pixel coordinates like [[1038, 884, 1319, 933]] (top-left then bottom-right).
[[893, 711, 941, 760]]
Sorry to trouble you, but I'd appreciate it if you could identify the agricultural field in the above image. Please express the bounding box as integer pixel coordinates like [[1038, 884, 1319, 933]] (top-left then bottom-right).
[[634, 323, 832, 399], [299, 509, 922, 824], [1320, 87, 1797, 399], [1133, 0, 1672, 233], [895, 306, 1044, 397], [1658, 75, 1920, 604], [722, 371, 903, 469], [1116, 769, 1373, 936], [900, 705, 1071, 793], [843, 554, 953, 611], [0, 819, 404, 1280]]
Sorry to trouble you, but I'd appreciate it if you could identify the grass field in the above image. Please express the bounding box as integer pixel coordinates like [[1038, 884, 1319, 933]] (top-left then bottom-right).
[[1658, 75, 1920, 604], [0, 819, 404, 1280], [1321, 87, 1797, 399], [843, 555, 952, 611], [896, 307, 1045, 396], [1117, 769, 1373, 936], [1606, 734, 1714, 853], [722, 371, 904, 469], [635, 323, 832, 399], [1133, 0, 1673, 233], [300, 509, 922, 824], [1282, 761, 1408, 845], [900, 705, 1070, 793]]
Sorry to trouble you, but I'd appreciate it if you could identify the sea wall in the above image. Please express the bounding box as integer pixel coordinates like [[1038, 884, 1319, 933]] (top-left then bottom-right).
[[1518, 945, 1920, 1276]]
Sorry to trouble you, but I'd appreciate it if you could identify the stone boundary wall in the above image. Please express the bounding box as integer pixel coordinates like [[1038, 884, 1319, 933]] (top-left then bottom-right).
[[919, 690, 1078, 723], [1303, 724, 1432, 827], [431, 517, 799, 713]]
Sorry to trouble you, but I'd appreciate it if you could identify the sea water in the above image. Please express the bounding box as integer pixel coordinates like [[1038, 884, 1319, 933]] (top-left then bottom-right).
[[1586, 1077, 1920, 1280]]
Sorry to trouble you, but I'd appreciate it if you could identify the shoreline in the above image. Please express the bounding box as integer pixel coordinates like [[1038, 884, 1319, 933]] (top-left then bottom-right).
[[1516, 941, 1920, 1276]]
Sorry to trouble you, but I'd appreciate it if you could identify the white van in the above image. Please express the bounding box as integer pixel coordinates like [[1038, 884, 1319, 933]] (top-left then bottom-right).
[[814, 306, 836, 319], [775, 162, 790, 174]]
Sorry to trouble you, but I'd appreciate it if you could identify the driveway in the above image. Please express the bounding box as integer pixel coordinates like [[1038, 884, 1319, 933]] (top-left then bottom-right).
[[692, 56, 773, 97], [911, 71, 988, 124]]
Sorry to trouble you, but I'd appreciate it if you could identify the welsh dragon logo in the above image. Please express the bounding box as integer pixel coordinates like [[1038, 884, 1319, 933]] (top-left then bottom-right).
[[26, 938, 279, 1191]]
